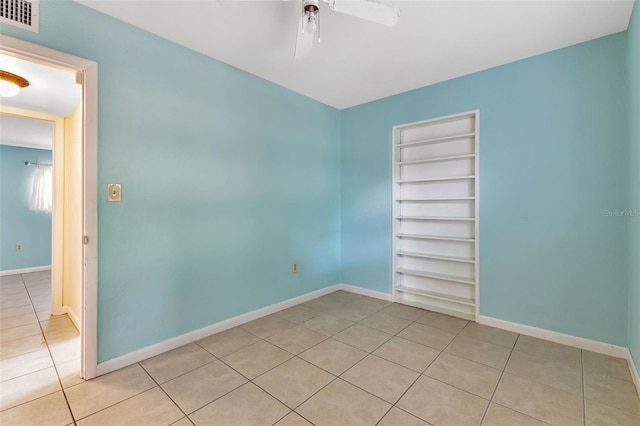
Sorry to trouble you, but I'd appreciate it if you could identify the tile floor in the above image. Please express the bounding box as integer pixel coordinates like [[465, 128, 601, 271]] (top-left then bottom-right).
[[1, 274, 639, 425]]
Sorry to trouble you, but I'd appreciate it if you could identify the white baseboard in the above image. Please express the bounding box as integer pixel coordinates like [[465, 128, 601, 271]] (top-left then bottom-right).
[[627, 349, 640, 398], [0, 265, 51, 277], [96, 284, 343, 376], [477, 315, 629, 358]]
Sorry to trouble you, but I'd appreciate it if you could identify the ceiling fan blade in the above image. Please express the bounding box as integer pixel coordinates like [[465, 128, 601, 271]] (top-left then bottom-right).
[[294, 15, 314, 59], [326, 0, 400, 27]]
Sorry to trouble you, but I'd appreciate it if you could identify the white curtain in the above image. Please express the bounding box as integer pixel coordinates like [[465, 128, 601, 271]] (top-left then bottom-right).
[[29, 164, 53, 213]]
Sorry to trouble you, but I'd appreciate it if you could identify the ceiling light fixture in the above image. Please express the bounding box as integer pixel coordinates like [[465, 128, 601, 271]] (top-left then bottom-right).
[[0, 70, 30, 97]]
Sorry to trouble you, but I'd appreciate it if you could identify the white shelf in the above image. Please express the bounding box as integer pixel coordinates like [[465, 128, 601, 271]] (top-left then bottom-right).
[[395, 269, 475, 286], [395, 233, 475, 243], [395, 297, 476, 321], [395, 251, 475, 264], [395, 154, 475, 166], [395, 175, 475, 184], [397, 132, 476, 149], [396, 286, 475, 307], [396, 216, 475, 221], [395, 197, 475, 202]]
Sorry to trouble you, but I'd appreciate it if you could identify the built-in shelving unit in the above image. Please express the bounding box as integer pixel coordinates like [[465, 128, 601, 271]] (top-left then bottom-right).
[[392, 111, 479, 321]]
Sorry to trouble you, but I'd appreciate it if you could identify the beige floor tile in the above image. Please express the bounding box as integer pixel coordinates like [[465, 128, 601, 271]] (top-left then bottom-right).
[[514, 335, 582, 368], [77, 387, 183, 426], [56, 358, 84, 388], [197, 327, 261, 358], [222, 340, 292, 379], [0, 366, 61, 410], [40, 315, 75, 333], [360, 312, 412, 335], [378, 407, 432, 426], [0, 333, 46, 360], [493, 373, 583, 426], [334, 323, 393, 352], [342, 355, 419, 404], [585, 399, 640, 426], [323, 302, 380, 322], [303, 297, 346, 312], [481, 403, 548, 426], [321, 290, 364, 304], [425, 353, 501, 399], [266, 326, 327, 354], [254, 357, 334, 408], [275, 412, 313, 426], [189, 382, 290, 426], [36, 309, 53, 322], [240, 315, 296, 339], [0, 312, 37, 330], [0, 348, 53, 382], [276, 305, 318, 324], [0, 289, 29, 300], [48, 337, 80, 365], [43, 326, 79, 345], [373, 337, 440, 373], [162, 360, 247, 414], [1, 297, 31, 309], [300, 313, 354, 336], [347, 296, 392, 312], [0, 391, 72, 426], [0, 305, 34, 320], [416, 312, 469, 333], [299, 338, 367, 375], [381, 303, 427, 321], [0, 322, 42, 343], [445, 335, 512, 370], [171, 417, 194, 426], [65, 363, 156, 420], [140, 343, 216, 383], [583, 350, 633, 381], [584, 370, 640, 414], [397, 375, 488, 426], [297, 379, 391, 426], [397, 323, 456, 350], [506, 350, 583, 395], [459, 323, 518, 348]]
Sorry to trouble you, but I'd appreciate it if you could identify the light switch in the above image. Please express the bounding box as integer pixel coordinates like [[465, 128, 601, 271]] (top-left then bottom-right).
[[107, 183, 122, 202]]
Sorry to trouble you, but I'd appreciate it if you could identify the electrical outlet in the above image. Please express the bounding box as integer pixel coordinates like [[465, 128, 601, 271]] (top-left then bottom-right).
[[16, 244, 22, 252], [292, 262, 298, 273]]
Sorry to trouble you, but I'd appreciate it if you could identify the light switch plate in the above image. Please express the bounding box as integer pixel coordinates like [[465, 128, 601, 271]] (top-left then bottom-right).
[[107, 183, 122, 202]]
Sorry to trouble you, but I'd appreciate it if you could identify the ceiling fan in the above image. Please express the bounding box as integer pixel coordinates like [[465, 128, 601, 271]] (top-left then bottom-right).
[[294, 0, 401, 59]]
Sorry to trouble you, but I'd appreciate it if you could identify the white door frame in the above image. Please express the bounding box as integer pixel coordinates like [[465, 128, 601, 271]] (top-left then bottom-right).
[[0, 35, 99, 379]]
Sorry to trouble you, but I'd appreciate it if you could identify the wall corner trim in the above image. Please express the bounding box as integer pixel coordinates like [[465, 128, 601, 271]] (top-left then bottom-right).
[[0, 265, 51, 277], [627, 349, 640, 399]]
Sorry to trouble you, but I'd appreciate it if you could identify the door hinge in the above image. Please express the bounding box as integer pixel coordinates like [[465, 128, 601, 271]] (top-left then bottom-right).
[[83, 236, 89, 245]]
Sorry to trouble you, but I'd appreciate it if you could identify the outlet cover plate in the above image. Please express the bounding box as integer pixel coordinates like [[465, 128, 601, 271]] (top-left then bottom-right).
[[107, 183, 122, 202]]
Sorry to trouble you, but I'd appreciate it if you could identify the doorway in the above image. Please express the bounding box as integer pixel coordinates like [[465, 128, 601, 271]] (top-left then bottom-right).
[[0, 35, 98, 379]]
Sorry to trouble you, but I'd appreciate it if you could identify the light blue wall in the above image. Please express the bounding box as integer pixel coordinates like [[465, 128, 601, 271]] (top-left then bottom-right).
[[627, 0, 640, 374], [0, 146, 52, 271], [0, 1, 341, 362], [341, 34, 629, 346]]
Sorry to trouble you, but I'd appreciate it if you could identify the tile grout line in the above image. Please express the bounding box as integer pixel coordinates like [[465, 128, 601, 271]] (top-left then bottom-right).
[[477, 330, 519, 426], [19, 272, 78, 425]]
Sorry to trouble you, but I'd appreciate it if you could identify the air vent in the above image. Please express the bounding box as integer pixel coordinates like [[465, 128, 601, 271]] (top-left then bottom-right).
[[0, 0, 38, 33]]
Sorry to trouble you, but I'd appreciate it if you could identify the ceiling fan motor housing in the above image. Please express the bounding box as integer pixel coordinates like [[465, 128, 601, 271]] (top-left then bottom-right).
[[303, 0, 319, 14]]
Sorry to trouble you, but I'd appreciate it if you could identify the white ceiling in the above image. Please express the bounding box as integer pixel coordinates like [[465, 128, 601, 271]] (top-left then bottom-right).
[[0, 114, 53, 150], [0, 53, 81, 117], [76, 0, 634, 109]]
